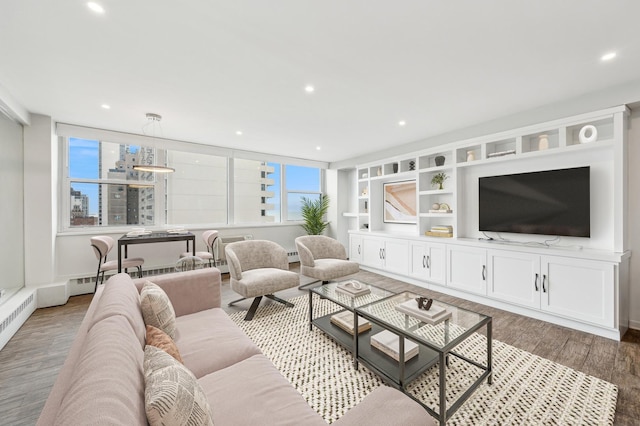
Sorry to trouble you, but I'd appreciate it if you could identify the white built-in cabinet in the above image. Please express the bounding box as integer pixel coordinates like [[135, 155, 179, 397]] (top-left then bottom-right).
[[342, 106, 630, 340], [447, 245, 487, 295], [361, 236, 409, 276], [409, 241, 446, 285]]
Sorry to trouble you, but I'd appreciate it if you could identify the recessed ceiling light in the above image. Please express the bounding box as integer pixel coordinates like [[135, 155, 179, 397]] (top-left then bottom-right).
[[316, 146, 321, 151], [101, 104, 110, 109], [87, 2, 105, 14], [305, 85, 315, 93], [398, 120, 406, 126], [601, 52, 617, 61], [236, 130, 243, 135]]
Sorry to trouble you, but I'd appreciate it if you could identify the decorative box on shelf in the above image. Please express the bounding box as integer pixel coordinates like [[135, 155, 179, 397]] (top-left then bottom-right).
[[395, 300, 452, 325], [370, 330, 419, 362], [330, 311, 371, 335]]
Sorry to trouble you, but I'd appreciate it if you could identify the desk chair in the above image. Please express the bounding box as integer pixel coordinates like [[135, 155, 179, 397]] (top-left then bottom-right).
[[90, 236, 144, 292], [180, 230, 219, 267]]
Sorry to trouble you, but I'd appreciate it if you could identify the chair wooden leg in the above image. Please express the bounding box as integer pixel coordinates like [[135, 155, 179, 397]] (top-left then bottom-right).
[[244, 297, 263, 321]]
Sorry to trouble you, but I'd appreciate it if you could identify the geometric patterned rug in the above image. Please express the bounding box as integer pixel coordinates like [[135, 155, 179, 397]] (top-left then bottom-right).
[[229, 295, 618, 425]]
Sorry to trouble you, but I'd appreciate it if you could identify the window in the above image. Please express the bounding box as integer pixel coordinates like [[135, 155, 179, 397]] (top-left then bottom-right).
[[166, 150, 227, 225], [285, 165, 322, 221], [64, 133, 324, 229], [233, 159, 281, 224], [67, 138, 157, 227]]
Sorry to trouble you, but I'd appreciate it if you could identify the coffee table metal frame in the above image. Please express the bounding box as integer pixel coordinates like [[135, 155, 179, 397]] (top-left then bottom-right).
[[355, 291, 492, 425]]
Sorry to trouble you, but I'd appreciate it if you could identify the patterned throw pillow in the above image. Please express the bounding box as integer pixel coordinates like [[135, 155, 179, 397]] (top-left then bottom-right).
[[144, 346, 214, 426], [145, 324, 183, 363], [140, 281, 177, 339]]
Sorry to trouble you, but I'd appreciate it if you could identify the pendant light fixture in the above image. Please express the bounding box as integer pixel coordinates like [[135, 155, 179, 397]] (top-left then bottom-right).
[[132, 113, 175, 173]]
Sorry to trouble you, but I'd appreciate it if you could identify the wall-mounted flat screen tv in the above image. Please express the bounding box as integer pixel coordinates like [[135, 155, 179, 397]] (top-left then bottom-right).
[[478, 166, 590, 237], [383, 180, 417, 224]]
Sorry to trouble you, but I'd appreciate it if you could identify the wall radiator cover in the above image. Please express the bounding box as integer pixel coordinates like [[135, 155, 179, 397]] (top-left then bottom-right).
[[0, 292, 36, 350]]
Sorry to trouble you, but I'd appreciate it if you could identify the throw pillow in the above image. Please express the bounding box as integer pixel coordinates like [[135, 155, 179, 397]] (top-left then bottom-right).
[[145, 324, 183, 363], [144, 345, 214, 426], [140, 281, 177, 339]]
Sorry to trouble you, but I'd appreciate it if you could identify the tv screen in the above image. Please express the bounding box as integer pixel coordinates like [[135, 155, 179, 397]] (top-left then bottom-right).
[[478, 167, 590, 237]]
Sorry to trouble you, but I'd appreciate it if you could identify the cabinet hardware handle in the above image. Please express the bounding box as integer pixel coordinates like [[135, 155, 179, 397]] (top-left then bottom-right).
[[358, 245, 361, 255], [482, 265, 486, 280], [542, 274, 547, 293], [534, 273, 539, 291], [422, 255, 426, 268], [427, 255, 431, 269], [382, 248, 386, 260], [379, 248, 382, 259]]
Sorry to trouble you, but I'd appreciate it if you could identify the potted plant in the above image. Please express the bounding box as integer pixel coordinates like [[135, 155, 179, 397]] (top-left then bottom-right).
[[300, 194, 330, 235], [431, 172, 449, 190]]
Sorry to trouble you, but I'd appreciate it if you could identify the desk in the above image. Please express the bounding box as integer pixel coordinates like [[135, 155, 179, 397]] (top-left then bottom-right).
[[118, 232, 196, 272]]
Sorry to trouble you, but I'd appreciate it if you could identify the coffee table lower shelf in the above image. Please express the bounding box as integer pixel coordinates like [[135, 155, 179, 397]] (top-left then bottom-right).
[[311, 311, 439, 387]]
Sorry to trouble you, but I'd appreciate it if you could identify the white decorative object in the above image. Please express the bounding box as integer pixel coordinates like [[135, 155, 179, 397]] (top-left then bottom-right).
[[431, 203, 441, 210], [538, 134, 549, 150], [361, 172, 368, 179], [467, 151, 475, 162], [377, 167, 382, 176], [579, 125, 598, 143]]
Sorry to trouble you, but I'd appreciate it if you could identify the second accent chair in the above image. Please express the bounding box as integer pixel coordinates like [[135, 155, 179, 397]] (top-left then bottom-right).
[[295, 235, 360, 288], [225, 240, 298, 321]]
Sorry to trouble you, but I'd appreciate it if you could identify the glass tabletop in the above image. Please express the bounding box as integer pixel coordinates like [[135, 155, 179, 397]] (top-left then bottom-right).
[[356, 291, 490, 351], [310, 280, 397, 310]]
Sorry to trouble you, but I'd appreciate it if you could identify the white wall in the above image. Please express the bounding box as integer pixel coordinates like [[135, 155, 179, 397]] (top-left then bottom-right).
[[0, 112, 24, 297], [626, 108, 640, 329]]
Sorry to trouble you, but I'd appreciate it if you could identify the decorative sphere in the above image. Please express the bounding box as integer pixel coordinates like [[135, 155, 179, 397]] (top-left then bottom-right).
[[432, 203, 441, 210]]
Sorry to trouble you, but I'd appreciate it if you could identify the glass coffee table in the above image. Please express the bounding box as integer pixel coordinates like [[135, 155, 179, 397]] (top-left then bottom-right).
[[356, 291, 492, 425]]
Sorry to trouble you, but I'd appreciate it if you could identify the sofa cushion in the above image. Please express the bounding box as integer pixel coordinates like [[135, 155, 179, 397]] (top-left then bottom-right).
[[90, 272, 146, 347], [140, 280, 177, 339], [146, 324, 183, 363], [54, 315, 147, 425], [144, 346, 213, 426], [198, 354, 325, 426], [174, 308, 262, 378]]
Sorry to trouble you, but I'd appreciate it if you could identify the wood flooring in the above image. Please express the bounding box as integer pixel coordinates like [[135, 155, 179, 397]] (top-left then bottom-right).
[[1, 265, 639, 425]]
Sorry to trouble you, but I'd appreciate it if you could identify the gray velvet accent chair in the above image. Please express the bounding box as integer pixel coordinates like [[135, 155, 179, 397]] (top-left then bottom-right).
[[225, 240, 299, 320], [295, 235, 360, 289], [90, 235, 144, 292], [181, 229, 219, 267]]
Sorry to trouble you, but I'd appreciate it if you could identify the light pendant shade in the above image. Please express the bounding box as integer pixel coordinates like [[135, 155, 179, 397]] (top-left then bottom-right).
[[138, 113, 175, 173], [133, 164, 175, 173]]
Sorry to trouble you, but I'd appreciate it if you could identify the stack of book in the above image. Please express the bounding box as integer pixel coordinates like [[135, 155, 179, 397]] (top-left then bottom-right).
[[425, 225, 453, 238], [395, 299, 452, 325], [335, 280, 371, 297], [370, 330, 419, 362], [330, 311, 371, 335]]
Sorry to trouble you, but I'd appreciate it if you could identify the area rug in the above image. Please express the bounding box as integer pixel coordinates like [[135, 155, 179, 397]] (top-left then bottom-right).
[[229, 296, 617, 425]]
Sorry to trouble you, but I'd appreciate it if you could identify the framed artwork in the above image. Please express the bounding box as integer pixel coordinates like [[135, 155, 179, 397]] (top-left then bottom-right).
[[383, 180, 417, 224]]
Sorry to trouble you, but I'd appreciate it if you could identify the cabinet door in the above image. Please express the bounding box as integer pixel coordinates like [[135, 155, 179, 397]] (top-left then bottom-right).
[[487, 250, 540, 309], [362, 237, 383, 268], [447, 246, 487, 295], [383, 239, 409, 276], [409, 243, 428, 279], [541, 256, 615, 327], [428, 243, 446, 286], [349, 235, 363, 263]]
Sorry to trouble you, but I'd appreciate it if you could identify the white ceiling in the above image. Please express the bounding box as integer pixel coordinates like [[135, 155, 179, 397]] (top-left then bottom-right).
[[2, 1, 640, 163]]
